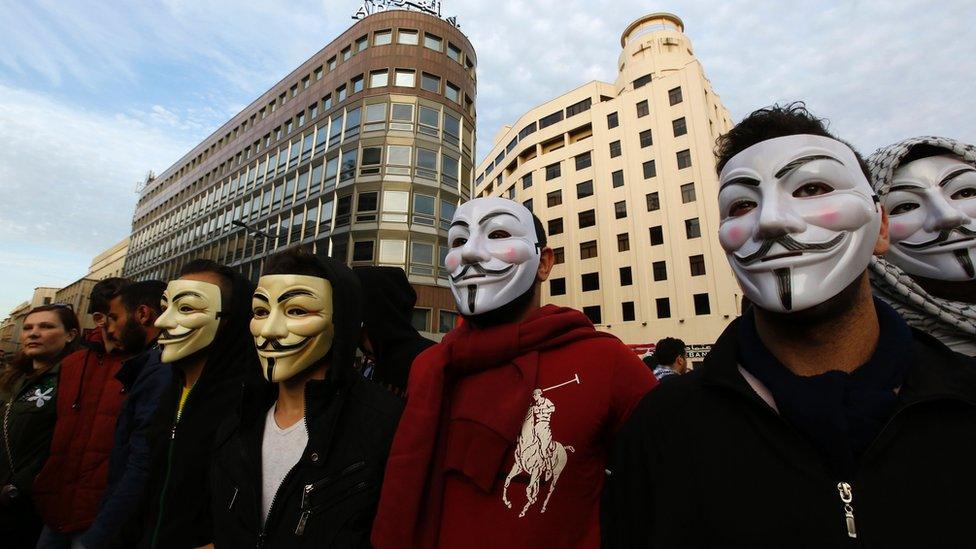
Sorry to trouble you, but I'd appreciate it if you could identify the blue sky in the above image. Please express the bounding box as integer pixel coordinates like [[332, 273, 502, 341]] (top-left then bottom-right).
[[2, 0, 975, 315]]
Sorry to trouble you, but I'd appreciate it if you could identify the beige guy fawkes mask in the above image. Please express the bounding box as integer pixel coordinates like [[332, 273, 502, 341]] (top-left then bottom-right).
[[251, 274, 335, 382], [156, 280, 223, 363]]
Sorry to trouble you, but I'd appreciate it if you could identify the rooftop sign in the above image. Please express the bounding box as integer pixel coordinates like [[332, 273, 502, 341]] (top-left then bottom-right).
[[352, 0, 460, 28]]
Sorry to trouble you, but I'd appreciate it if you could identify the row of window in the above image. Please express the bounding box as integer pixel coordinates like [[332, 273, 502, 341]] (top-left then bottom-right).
[[556, 294, 711, 325], [411, 307, 459, 335], [542, 209, 701, 241]]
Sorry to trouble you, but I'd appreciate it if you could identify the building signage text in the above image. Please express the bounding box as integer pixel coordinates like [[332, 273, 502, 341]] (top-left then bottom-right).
[[352, 0, 460, 28]]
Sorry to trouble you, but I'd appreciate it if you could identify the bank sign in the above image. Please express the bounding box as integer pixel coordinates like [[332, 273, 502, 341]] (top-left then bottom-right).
[[628, 343, 713, 361], [352, 0, 461, 28]]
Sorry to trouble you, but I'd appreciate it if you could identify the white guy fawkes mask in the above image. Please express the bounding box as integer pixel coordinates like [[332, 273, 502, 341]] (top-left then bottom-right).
[[251, 274, 334, 382], [883, 155, 976, 281], [718, 134, 882, 312], [446, 197, 542, 315], [156, 280, 222, 363]]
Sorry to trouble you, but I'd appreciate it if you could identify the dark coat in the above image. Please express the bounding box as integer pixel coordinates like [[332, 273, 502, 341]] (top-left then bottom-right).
[[210, 257, 403, 548], [91, 345, 171, 547], [33, 331, 128, 535], [601, 319, 976, 548]]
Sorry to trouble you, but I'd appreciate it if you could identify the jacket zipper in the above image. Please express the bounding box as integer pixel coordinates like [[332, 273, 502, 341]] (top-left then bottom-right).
[[300, 460, 366, 508], [256, 395, 310, 549], [295, 480, 369, 536], [149, 385, 195, 549], [836, 482, 857, 539]]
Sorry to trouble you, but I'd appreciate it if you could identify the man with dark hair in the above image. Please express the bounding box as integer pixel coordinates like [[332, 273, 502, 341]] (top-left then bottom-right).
[[866, 136, 976, 355], [354, 266, 434, 394], [603, 103, 976, 547], [33, 278, 131, 548], [650, 337, 687, 381], [372, 197, 655, 549], [86, 280, 172, 546], [210, 248, 402, 547], [111, 260, 260, 548]]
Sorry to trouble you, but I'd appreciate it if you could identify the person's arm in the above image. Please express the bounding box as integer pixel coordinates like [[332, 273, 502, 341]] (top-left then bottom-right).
[[81, 364, 171, 548], [607, 345, 658, 431]]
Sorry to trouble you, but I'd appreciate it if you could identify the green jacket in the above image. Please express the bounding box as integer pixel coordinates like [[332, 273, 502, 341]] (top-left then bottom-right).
[[1, 364, 60, 505]]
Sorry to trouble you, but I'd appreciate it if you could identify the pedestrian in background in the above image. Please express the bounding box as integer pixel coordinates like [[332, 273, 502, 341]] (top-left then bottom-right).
[[650, 337, 687, 381], [33, 278, 130, 549], [0, 304, 80, 547]]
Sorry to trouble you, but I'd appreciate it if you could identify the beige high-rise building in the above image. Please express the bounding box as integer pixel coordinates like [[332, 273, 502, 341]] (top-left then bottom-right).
[[474, 13, 741, 356]]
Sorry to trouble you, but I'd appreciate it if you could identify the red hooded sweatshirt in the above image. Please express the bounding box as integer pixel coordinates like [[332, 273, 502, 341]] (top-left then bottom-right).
[[33, 329, 128, 533], [372, 305, 656, 548]]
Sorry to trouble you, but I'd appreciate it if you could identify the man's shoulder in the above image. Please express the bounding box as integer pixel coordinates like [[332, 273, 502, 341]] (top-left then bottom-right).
[[624, 369, 712, 432]]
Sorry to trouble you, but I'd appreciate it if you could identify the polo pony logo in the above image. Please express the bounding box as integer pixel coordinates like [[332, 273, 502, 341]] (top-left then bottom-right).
[[502, 374, 580, 517]]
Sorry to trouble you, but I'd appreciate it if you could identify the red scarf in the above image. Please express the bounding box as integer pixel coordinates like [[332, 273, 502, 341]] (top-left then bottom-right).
[[372, 305, 616, 548]]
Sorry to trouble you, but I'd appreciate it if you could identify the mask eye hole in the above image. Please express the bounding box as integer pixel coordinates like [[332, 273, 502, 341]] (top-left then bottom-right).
[[792, 182, 834, 198], [889, 202, 920, 215], [488, 230, 510, 239], [179, 305, 195, 313], [728, 200, 757, 218], [253, 307, 269, 318], [451, 237, 467, 248], [287, 307, 309, 317], [951, 187, 975, 200]]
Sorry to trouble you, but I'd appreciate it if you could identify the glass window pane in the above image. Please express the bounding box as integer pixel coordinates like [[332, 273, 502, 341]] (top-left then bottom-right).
[[384, 190, 409, 213], [421, 73, 441, 93], [398, 30, 418, 45], [414, 194, 435, 215], [362, 147, 381, 166], [365, 103, 387, 123], [412, 242, 434, 264], [424, 34, 442, 51], [419, 106, 439, 128], [394, 69, 416, 87], [387, 145, 412, 166], [369, 69, 388, 88], [392, 103, 414, 121], [374, 30, 392, 45], [379, 239, 406, 263]]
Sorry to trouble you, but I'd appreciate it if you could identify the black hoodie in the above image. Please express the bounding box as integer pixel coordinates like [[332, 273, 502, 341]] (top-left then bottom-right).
[[210, 256, 403, 549], [354, 266, 435, 393]]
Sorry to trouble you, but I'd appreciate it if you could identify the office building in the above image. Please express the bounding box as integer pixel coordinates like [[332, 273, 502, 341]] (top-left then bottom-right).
[[123, 8, 477, 335], [474, 13, 740, 352]]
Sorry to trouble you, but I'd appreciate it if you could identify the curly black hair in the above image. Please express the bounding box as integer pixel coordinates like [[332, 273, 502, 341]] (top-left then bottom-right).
[[715, 102, 870, 178]]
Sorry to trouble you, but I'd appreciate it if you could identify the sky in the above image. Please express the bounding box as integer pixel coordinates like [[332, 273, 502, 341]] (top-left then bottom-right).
[[1, 0, 975, 316]]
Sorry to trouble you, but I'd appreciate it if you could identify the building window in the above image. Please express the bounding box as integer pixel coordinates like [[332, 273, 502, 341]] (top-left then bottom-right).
[[609, 140, 622, 158], [580, 240, 598, 259], [519, 122, 538, 140], [328, 56, 337, 70], [337, 84, 347, 102], [523, 198, 533, 212], [612, 170, 624, 188], [578, 209, 596, 228], [353, 240, 374, 261], [369, 69, 388, 88], [669, 86, 683, 105], [582, 305, 602, 324], [636, 100, 649, 117], [607, 112, 619, 129], [522, 172, 533, 189], [622, 301, 636, 321], [620, 266, 633, 286], [539, 110, 563, 129], [315, 66, 324, 80], [690, 254, 706, 276], [633, 73, 652, 88], [550, 277, 567, 296], [617, 232, 630, 252], [650, 225, 664, 245], [411, 308, 430, 332], [575, 151, 592, 170], [545, 162, 561, 180], [374, 29, 392, 45], [639, 129, 653, 148], [656, 297, 671, 318], [685, 217, 701, 238], [424, 33, 443, 51], [421, 72, 441, 93], [677, 149, 692, 169], [352, 74, 364, 93], [445, 82, 461, 103], [653, 260, 668, 281], [548, 218, 564, 235], [394, 69, 416, 87], [356, 35, 368, 52], [681, 182, 696, 203], [565, 98, 592, 117], [581, 272, 600, 291], [553, 247, 565, 264], [448, 43, 462, 62], [673, 117, 688, 137], [577, 180, 593, 198], [694, 293, 711, 315], [614, 201, 627, 219], [398, 29, 419, 45], [341, 46, 352, 61], [379, 239, 406, 263], [646, 192, 660, 211], [642, 160, 657, 179], [439, 310, 458, 333], [547, 190, 563, 207]]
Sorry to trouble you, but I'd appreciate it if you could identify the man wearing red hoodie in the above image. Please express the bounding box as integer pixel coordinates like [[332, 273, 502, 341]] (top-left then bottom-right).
[[33, 278, 129, 548], [372, 197, 656, 548]]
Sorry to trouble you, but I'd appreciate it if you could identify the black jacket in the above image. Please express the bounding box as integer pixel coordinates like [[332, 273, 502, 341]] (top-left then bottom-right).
[[602, 319, 976, 548], [210, 257, 403, 548]]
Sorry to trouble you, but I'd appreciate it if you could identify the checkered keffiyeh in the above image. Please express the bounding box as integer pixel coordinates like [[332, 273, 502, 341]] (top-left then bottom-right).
[[866, 136, 976, 354]]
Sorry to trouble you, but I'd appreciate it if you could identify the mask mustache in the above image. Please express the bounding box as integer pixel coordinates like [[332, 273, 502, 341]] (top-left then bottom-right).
[[898, 226, 976, 250], [735, 233, 845, 265], [159, 328, 193, 341], [256, 336, 309, 352], [450, 262, 514, 283]]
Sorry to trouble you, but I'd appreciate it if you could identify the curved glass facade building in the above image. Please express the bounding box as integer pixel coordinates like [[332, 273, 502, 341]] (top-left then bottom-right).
[[124, 10, 476, 333]]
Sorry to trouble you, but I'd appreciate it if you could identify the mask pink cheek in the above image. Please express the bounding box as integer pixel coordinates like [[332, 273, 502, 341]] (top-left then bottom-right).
[[445, 254, 461, 271], [888, 221, 916, 242], [719, 224, 749, 251]]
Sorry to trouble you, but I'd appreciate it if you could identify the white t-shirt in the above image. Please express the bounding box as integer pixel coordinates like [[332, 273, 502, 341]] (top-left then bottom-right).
[[261, 405, 309, 523]]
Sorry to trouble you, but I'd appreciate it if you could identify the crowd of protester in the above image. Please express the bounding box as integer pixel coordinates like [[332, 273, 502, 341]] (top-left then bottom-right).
[[0, 102, 973, 548]]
